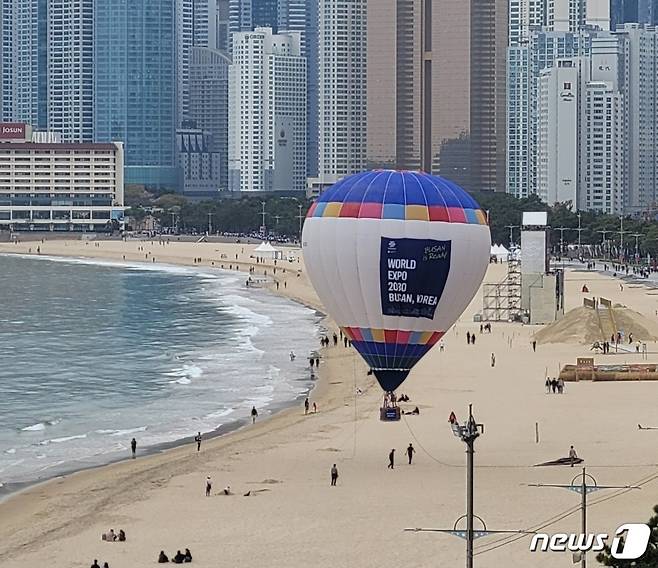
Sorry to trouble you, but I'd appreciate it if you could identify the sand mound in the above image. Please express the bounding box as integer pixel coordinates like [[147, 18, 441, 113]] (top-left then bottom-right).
[[534, 306, 658, 345]]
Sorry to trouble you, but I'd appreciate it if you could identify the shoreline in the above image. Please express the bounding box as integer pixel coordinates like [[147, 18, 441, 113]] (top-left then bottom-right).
[[0, 242, 342, 510]]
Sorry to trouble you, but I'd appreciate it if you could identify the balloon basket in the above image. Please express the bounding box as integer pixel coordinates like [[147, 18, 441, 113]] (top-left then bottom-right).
[[380, 406, 401, 422]]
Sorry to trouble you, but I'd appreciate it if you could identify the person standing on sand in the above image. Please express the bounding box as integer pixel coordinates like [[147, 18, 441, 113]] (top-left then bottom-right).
[[388, 449, 395, 469], [331, 464, 339, 486], [91, 561, 100, 568], [195, 432, 202, 452], [490, 353, 496, 367], [304, 398, 310, 415], [205, 476, 212, 496], [467, 332, 471, 345], [130, 437, 137, 458], [406, 443, 416, 465], [532, 340, 537, 352], [251, 406, 258, 424], [569, 445, 578, 467]]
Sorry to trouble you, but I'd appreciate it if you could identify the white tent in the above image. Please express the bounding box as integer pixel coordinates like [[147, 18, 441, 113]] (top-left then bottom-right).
[[254, 241, 283, 259], [490, 244, 510, 262]]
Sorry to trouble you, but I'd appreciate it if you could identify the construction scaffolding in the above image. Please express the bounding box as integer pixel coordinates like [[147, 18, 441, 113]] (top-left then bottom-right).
[[482, 258, 522, 321]]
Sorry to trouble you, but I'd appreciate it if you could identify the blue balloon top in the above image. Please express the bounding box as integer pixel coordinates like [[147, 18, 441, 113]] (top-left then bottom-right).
[[307, 170, 487, 224]]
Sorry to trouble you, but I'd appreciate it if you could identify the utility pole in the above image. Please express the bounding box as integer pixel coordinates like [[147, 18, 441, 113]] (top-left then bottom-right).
[[297, 204, 304, 240], [618, 216, 628, 260], [575, 212, 584, 250], [260, 201, 267, 236], [207, 212, 213, 235], [505, 225, 519, 249], [406, 405, 530, 568], [528, 468, 640, 568], [554, 227, 570, 255], [631, 233, 643, 258], [597, 230, 612, 259]]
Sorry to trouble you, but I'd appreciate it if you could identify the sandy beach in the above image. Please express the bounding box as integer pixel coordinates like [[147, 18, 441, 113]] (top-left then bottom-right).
[[2, 237, 658, 568]]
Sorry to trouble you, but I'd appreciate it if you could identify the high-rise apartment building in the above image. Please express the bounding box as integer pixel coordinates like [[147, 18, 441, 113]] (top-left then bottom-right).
[[365, 0, 506, 191], [616, 23, 658, 212], [229, 0, 279, 49], [507, 0, 611, 198], [278, 0, 318, 178], [0, 0, 48, 129], [188, 46, 230, 190], [537, 40, 624, 214], [47, 0, 94, 142], [611, 0, 658, 29], [94, 0, 178, 190], [316, 0, 366, 185], [228, 27, 306, 192]]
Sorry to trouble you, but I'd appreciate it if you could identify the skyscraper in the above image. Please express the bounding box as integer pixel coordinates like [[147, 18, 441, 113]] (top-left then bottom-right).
[[616, 23, 658, 212], [364, 0, 506, 190], [278, 0, 319, 177], [188, 46, 230, 190], [317, 0, 367, 184], [610, 0, 658, 29], [228, 28, 306, 191], [229, 0, 279, 46], [94, 0, 178, 190], [0, 0, 48, 129], [47, 0, 94, 142]]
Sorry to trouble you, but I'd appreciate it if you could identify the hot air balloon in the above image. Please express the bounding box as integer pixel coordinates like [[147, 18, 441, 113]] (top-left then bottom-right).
[[302, 170, 491, 404]]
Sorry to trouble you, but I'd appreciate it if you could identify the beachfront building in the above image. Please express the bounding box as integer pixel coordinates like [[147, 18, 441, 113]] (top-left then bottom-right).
[[93, 0, 178, 191], [537, 37, 624, 214], [188, 46, 230, 191], [0, 122, 124, 232], [315, 0, 366, 187], [0, 0, 48, 130], [177, 120, 223, 197], [228, 27, 306, 192]]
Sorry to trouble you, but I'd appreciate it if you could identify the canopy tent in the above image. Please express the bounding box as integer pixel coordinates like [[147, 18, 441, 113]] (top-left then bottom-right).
[[490, 244, 510, 262], [254, 241, 283, 259]]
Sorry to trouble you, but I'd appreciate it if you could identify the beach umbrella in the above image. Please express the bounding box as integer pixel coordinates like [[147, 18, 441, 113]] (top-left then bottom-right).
[[302, 170, 491, 393]]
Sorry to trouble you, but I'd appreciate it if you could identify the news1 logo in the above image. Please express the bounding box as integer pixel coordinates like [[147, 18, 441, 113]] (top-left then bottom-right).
[[530, 524, 651, 559]]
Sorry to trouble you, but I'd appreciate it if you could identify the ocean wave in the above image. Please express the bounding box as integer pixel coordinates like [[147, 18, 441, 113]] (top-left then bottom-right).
[[21, 423, 46, 432], [169, 377, 192, 385], [4, 448, 16, 454], [107, 426, 147, 437], [40, 434, 88, 445]]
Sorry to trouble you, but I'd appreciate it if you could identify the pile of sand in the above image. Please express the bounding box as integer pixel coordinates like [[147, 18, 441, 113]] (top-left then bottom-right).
[[534, 306, 658, 345]]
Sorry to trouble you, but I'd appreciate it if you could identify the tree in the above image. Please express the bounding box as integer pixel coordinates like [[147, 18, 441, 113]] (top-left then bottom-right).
[[596, 504, 658, 566]]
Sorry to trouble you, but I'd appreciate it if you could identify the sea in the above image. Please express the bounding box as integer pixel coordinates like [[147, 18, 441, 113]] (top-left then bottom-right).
[[0, 253, 320, 493]]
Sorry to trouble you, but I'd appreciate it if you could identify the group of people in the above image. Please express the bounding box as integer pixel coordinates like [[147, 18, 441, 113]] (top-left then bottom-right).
[[158, 548, 193, 563], [90, 561, 110, 568], [304, 397, 317, 414], [101, 528, 126, 542], [545, 377, 565, 394], [386, 443, 416, 469], [466, 332, 477, 345]]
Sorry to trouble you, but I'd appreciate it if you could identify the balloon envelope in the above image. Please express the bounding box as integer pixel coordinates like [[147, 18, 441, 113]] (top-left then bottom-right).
[[302, 170, 491, 392]]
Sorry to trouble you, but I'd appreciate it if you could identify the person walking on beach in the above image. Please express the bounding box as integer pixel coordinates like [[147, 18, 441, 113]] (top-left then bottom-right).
[[205, 476, 212, 496], [91, 560, 100, 568], [467, 332, 471, 345], [304, 398, 310, 415], [195, 432, 202, 452], [251, 406, 258, 424], [406, 443, 416, 465], [532, 340, 537, 352], [331, 464, 339, 486], [490, 353, 496, 367], [388, 449, 395, 469], [569, 445, 578, 467], [130, 437, 137, 459]]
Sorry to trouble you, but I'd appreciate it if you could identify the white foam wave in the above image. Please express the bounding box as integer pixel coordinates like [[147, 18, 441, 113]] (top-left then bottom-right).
[[21, 423, 46, 432], [52, 434, 87, 443], [4, 448, 16, 454], [169, 377, 192, 385], [108, 426, 147, 437]]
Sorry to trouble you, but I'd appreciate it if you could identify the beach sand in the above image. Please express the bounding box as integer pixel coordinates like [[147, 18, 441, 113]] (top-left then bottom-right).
[[1, 238, 658, 568]]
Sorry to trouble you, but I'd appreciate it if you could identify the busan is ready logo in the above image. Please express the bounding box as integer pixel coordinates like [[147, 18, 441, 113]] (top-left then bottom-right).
[[529, 523, 651, 559]]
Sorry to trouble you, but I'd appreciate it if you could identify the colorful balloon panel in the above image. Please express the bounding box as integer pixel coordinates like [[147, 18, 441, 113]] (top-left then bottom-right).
[[302, 170, 491, 392]]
